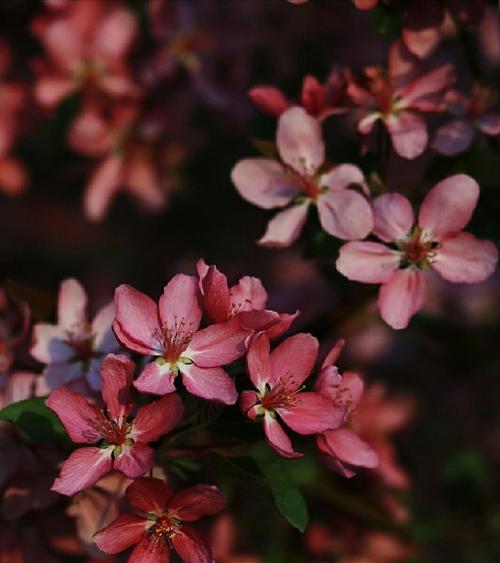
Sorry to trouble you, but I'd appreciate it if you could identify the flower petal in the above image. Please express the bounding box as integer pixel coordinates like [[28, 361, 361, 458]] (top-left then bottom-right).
[[133, 361, 177, 396], [378, 269, 427, 329], [258, 203, 309, 248], [319, 164, 365, 193], [248, 85, 290, 116], [101, 354, 135, 424], [386, 112, 428, 159], [58, 278, 88, 331], [240, 390, 259, 420], [158, 274, 202, 337], [317, 428, 378, 469], [277, 106, 324, 175], [263, 413, 302, 459], [230, 276, 268, 312], [418, 174, 479, 240], [432, 232, 498, 283], [126, 477, 174, 516], [84, 155, 123, 222], [114, 442, 154, 479], [51, 447, 113, 495], [336, 241, 400, 283], [133, 393, 184, 442], [200, 265, 230, 323], [231, 158, 299, 209], [93, 7, 137, 63], [278, 392, 345, 434], [372, 193, 414, 242], [92, 301, 119, 353], [172, 525, 212, 563], [269, 333, 318, 388], [180, 364, 237, 405], [169, 484, 226, 522], [246, 333, 271, 389], [128, 535, 169, 562], [398, 64, 453, 106], [265, 311, 299, 340], [93, 513, 149, 554], [31, 324, 74, 363], [476, 112, 500, 135], [317, 189, 374, 240], [432, 119, 475, 156]]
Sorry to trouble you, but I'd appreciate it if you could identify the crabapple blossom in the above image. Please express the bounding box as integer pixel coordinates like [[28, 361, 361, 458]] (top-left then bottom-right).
[[93, 477, 226, 563], [46, 354, 183, 495], [231, 106, 373, 247], [31, 278, 120, 392], [114, 274, 252, 404], [347, 40, 455, 159], [337, 174, 498, 329], [240, 333, 345, 458]]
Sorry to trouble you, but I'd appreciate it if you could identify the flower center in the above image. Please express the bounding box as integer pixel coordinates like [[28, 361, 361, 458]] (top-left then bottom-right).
[[259, 377, 300, 413], [95, 417, 133, 454], [159, 319, 195, 363], [365, 66, 394, 115], [66, 323, 95, 362], [398, 228, 436, 269]]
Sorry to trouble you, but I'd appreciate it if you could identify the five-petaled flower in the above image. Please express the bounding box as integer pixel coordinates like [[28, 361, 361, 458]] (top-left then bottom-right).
[[231, 106, 373, 248], [46, 354, 183, 496], [93, 477, 226, 563], [336, 174, 498, 329], [114, 274, 252, 404], [240, 333, 345, 458]]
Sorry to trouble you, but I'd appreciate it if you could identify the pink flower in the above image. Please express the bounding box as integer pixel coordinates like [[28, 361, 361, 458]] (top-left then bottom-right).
[[93, 477, 226, 563], [46, 354, 183, 496], [114, 274, 252, 404], [433, 84, 500, 156], [31, 278, 120, 392], [347, 40, 455, 159], [314, 343, 379, 477], [211, 514, 262, 563], [240, 333, 345, 458], [231, 106, 373, 247], [337, 174, 498, 329], [197, 259, 298, 338]]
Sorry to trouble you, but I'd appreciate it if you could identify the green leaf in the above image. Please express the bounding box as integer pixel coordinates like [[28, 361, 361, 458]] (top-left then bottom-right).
[[252, 447, 309, 532], [0, 397, 70, 446]]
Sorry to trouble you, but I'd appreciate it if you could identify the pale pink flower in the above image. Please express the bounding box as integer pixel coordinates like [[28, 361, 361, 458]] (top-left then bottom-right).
[[114, 274, 252, 404], [46, 354, 183, 496], [337, 174, 498, 329], [240, 333, 345, 458], [93, 477, 226, 563], [231, 106, 373, 248], [347, 40, 455, 159], [433, 84, 500, 156], [197, 259, 298, 338], [31, 278, 120, 392]]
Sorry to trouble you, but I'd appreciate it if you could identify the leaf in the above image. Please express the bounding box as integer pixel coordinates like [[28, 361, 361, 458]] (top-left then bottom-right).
[[252, 447, 309, 532], [250, 137, 278, 159], [209, 452, 267, 492], [0, 397, 71, 447]]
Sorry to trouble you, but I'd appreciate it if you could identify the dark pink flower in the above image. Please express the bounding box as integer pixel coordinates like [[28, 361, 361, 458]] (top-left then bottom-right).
[[31, 278, 120, 392], [240, 333, 345, 458], [232, 106, 373, 247], [46, 354, 183, 495], [197, 259, 298, 338], [114, 274, 252, 404], [93, 477, 226, 563], [337, 174, 498, 329], [347, 40, 455, 159]]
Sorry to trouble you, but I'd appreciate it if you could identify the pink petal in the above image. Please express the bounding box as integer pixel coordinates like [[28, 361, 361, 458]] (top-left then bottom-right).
[[51, 447, 113, 495], [100, 353, 135, 424], [180, 364, 237, 405], [314, 365, 342, 396], [126, 477, 173, 516], [231, 158, 299, 210], [336, 241, 401, 283], [240, 390, 259, 420], [353, 0, 379, 8], [84, 156, 123, 222], [258, 203, 309, 248], [172, 526, 212, 563], [246, 333, 271, 389], [265, 310, 299, 340], [114, 442, 154, 479], [68, 105, 114, 157], [92, 7, 137, 63], [321, 339, 346, 369], [263, 413, 302, 459], [230, 275, 268, 312], [46, 388, 104, 443], [432, 119, 475, 156], [402, 27, 442, 59], [158, 274, 202, 337], [200, 265, 230, 323], [236, 309, 280, 332], [92, 301, 119, 353], [278, 392, 344, 434], [31, 324, 73, 363], [248, 85, 290, 116], [301, 74, 326, 117], [35, 76, 75, 107], [276, 106, 324, 176], [401, 2, 444, 59], [388, 39, 419, 83], [114, 284, 162, 355], [386, 112, 428, 159], [41, 20, 83, 72], [378, 269, 427, 329], [128, 536, 169, 562], [418, 174, 479, 240], [432, 232, 498, 283], [400, 64, 454, 106], [358, 112, 380, 135], [169, 484, 226, 522], [58, 278, 87, 331], [133, 393, 184, 442], [186, 319, 250, 368], [317, 189, 374, 240], [372, 193, 414, 242], [0, 157, 28, 197], [134, 361, 177, 396], [269, 333, 318, 388], [476, 113, 500, 135], [124, 155, 165, 210], [319, 163, 365, 193], [93, 513, 149, 554], [317, 428, 378, 469]]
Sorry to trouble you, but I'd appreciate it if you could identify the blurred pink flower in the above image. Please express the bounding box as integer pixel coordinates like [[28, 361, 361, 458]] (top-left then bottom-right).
[[232, 106, 373, 247], [114, 274, 252, 404], [0, 371, 37, 410], [211, 514, 262, 563], [347, 40, 455, 159], [31, 278, 120, 392], [46, 354, 183, 496], [93, 477, 226, 562], [337, 174, 498, 329], [240, 333, 345, 458]]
